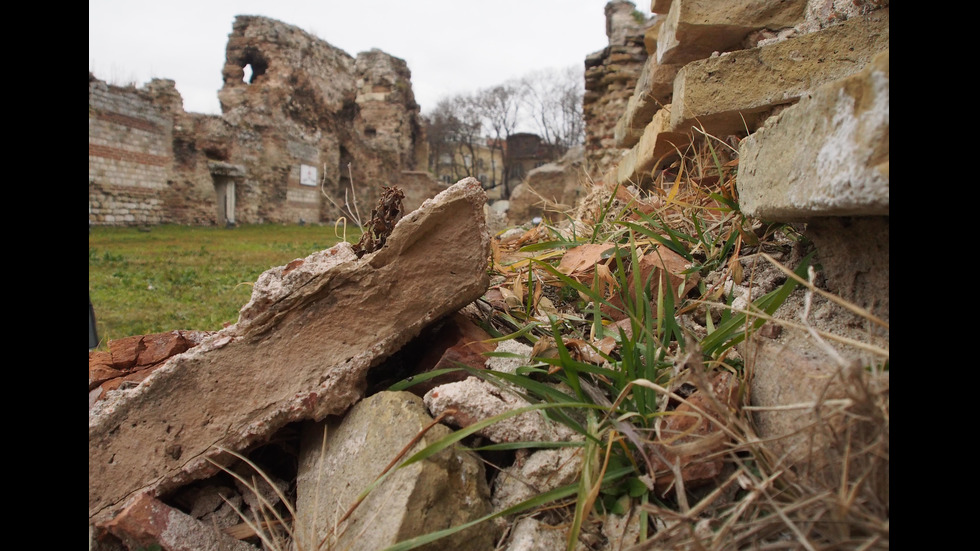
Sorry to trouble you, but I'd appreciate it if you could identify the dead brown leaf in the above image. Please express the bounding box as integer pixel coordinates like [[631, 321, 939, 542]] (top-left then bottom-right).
[[557, 243, 616, 279]]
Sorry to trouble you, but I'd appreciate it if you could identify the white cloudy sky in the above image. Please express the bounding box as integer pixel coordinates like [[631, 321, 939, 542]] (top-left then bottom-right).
[[89, 0, 653, 117]]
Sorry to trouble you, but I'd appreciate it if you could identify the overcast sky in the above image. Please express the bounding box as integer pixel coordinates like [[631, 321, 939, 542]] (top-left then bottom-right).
[[89, 0, 653, 117]]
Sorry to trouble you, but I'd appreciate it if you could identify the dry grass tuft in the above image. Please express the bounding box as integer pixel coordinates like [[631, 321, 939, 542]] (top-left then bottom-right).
[[632, 360, 888, 550]]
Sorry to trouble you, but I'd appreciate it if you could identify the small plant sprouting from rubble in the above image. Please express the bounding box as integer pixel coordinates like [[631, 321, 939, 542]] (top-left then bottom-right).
[[320, 162, 406, 258], [390, 127, 887, 549]]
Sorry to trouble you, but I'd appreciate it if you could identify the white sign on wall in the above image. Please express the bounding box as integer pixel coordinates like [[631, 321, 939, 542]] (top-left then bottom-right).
[[300, 164, 318, 186]]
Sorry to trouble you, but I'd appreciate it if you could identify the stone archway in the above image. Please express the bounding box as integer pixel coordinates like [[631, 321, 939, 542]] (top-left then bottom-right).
[[207, 161, 246, 226]]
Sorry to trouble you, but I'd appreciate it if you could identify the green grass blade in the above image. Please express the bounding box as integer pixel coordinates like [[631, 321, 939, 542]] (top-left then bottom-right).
[[701, 251, 814, 356]]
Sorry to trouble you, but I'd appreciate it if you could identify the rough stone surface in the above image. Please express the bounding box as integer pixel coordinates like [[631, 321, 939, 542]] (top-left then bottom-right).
[[736, 272, 889, 470], [99, 493, 258, 551], [294, 391, 497, 551], [740, 332, 889, 471], [507, 146, 587, 225], [613, 43, 681, 149], [90, 15, 431, 227], [492, 447, 583, 514], [805, 215, 889, 322], [89, 178, 491, 525], [614, 105, 690, 187], [504, 517, 569, 551], [737, 49, 888, 220], [669, 7, 889, 138], [656, 0, 808, 65], [424, 377, 578, 444]]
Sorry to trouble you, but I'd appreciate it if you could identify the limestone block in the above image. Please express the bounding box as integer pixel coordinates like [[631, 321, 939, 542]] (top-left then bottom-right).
[[615, 106, 690, 187], [295, 391, 497, 551], [503, 517, 568, 551], [425, 377, 578, 444], [613, 53, 681, 148], [506, 147, 586, 225], [492, 447, 583, 514], [89, 178, 491, 525], [736, 49, 888, 220], [657, 0, 808, 65], [670, 8, 888, 138]]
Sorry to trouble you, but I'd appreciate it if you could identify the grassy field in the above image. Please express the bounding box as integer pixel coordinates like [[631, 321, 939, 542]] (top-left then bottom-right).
[[88, 223, 361, 349]]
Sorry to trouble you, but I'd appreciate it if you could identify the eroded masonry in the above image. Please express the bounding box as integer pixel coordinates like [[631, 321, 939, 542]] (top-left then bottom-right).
[[89, 15, 441, 227]]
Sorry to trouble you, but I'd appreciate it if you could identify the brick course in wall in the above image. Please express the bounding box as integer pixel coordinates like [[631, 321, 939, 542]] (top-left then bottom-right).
[[89, 75, 174, 226], [89, 15, 438, 227]]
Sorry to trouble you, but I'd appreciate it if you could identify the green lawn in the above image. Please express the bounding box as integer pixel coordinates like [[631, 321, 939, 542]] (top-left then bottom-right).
[[88, 223, 361, 349]]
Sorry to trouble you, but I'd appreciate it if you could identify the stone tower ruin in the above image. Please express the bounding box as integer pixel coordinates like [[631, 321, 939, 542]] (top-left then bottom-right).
[[89, 15, 442, 227]]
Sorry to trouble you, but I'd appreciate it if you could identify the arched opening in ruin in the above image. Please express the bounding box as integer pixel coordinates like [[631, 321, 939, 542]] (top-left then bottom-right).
[[240, 47, 268, 84]]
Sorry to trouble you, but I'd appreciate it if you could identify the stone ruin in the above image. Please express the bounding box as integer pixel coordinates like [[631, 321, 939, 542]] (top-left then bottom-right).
[[90, 1, 889, 549], [89, 15, 442, 228]]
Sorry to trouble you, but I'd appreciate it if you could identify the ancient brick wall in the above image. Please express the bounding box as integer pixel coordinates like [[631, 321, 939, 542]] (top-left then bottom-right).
[[88, 75, 174, 225], [89, 15, 438, 227], [582, 1, 652, 179]]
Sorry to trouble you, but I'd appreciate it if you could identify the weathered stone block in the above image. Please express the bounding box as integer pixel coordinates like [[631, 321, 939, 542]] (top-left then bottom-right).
[[295, 391, 497, 551], [670, 7, 888, 138], [737, 49, 888, 220], [657, 0, 808, 65], [615, 105, 690, 187]]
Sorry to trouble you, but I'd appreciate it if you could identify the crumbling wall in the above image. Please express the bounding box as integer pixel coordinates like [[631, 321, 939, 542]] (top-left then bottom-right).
[[582, 1, 653, 178], [89, 15, 438, 227], [88, 75, 176, 226]]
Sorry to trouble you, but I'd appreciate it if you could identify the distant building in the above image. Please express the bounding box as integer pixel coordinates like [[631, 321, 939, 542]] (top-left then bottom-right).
[[505, 133, 561, 189], [430, 136, 505, 199]]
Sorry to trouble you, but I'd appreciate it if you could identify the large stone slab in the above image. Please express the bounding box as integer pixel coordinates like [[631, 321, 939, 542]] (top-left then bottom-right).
[[294, 391, 497, 551], [670, 7, 888, 138], [89, 178, 491, 525], [736, 49, 888, 220], [656, 0, 808, 65]]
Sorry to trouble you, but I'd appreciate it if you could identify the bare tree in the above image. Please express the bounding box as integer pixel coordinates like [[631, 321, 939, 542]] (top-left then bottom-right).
[[423, 95, 483, 183], [424, 65, 584, 196], [520, 65, 585, 155], [473, 82, 523, 195]]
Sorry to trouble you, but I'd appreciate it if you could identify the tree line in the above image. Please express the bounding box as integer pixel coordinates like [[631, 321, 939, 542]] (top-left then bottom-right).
[[422, 65, 585, 197]]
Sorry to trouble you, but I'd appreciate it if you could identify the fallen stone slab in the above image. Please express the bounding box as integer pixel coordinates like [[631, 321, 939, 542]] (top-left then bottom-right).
[[294, 391, 498, 551], [89, 178, 491, 525]]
